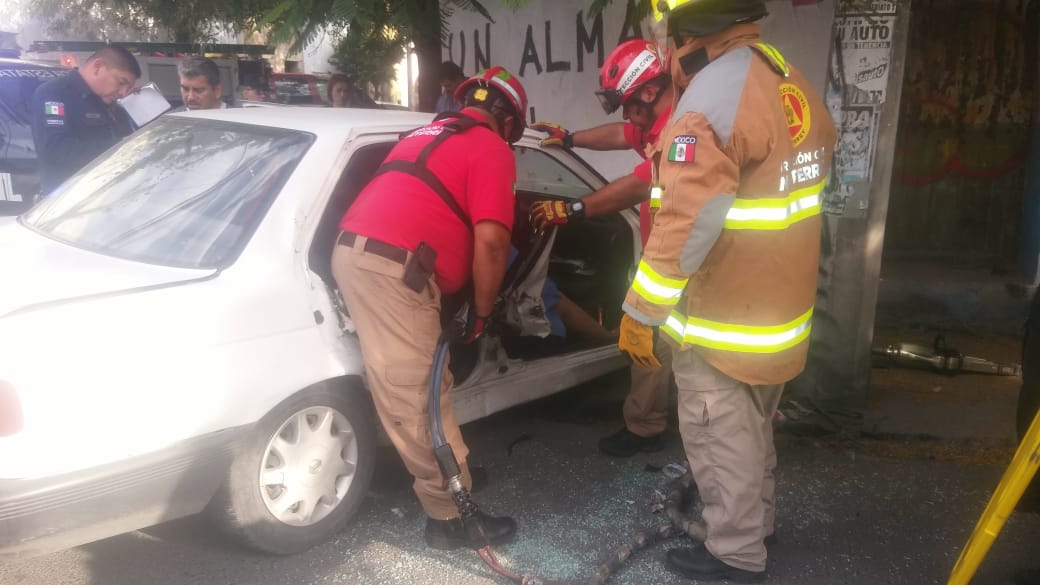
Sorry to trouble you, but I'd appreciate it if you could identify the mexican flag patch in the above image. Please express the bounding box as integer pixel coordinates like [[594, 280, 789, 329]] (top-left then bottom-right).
[[668, 135, 696, 162], [44, 101, 64, 116]]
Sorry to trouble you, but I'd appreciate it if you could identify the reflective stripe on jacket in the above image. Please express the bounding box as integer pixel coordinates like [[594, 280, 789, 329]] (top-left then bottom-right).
[[623, 24, 837, 386]]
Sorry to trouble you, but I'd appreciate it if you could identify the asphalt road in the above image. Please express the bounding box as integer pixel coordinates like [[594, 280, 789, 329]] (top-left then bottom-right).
[[3, 372, 1039, 585]]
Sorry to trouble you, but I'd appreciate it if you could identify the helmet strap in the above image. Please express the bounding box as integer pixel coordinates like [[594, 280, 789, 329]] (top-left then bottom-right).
[[679, 47, 710, 77], [490, 103, 517, 142]]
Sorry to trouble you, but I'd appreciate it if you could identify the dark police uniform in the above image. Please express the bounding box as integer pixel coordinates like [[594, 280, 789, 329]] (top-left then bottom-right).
[[30, 69, 133, 195]]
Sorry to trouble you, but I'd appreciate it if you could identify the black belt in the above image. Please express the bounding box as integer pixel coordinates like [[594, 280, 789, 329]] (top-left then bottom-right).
[[337, 231, 408, 265]]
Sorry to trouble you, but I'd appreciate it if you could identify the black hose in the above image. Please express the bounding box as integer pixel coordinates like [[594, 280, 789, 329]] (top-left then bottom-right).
[[428, 340, 450, 448], [428, 336, 576, 584], [423, 223, 704, 585], [584, 469, 706, 585]]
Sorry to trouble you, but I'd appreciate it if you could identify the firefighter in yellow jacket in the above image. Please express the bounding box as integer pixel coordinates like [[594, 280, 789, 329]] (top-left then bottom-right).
[[618, 1, 837, 581]]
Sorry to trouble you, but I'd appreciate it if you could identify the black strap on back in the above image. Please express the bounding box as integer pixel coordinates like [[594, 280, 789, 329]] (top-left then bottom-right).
[[373, 113, 490, 232]]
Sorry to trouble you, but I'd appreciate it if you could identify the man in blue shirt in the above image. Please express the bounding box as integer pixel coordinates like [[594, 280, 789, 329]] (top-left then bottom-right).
[[30, 46, 139, 195], [435, 62, 466, 114]]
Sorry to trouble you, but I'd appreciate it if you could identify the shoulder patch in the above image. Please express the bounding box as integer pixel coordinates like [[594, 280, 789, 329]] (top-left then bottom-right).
[[675, 47, 753, 146], [44, 101, 65, 116], [668, 136, 697, 162], [779, 83, 811, 147], [406, 126, 445, 139]]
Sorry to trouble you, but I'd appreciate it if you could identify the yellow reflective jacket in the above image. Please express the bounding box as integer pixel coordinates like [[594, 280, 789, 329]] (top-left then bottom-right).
[[623, 24, 837, 386]]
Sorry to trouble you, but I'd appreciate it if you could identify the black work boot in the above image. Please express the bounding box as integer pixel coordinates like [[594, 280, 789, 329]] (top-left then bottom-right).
[[598, 427, 664, 457], [666, 544, 765, 583], [424, 511, 517, 550]]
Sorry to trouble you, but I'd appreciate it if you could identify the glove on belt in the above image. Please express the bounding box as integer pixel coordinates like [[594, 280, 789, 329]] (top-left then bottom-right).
[[618, 314, 662, 368]]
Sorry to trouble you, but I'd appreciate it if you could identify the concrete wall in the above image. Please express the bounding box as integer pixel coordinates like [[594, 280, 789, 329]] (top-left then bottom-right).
[[444, 0, 836, 180]]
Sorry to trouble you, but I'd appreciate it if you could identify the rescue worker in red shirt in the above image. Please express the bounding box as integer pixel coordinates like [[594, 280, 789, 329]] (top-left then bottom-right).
[[620, 0, 836, 580], [528, 39, 676, 458], [331, 66, 528, 550]]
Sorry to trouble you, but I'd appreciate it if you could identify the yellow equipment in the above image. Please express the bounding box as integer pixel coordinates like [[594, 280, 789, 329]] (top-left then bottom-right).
[[947, 407, 1040, 584]]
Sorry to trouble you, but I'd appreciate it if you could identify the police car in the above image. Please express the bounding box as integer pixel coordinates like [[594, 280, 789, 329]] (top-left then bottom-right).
[[0, 107, 641, 557], [0, 58, 67, 215]]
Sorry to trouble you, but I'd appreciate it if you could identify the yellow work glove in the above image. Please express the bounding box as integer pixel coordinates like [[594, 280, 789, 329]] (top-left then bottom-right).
[[529, 200, 577, 231], [530, 121, 573, 148], [618, 314, 662, 369]]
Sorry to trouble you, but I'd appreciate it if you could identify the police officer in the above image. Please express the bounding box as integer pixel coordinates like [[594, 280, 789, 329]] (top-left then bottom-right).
[[176, 57, 226, 111], [331, 66, 528, 550], [619, 0, 836, 581], [528, 39, 676, 458], [30, 46, 139, 196]]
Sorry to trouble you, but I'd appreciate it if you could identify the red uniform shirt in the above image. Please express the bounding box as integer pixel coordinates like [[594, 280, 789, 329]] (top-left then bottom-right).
[[341, 109, 516, 294], [622, 105, 672, 245]]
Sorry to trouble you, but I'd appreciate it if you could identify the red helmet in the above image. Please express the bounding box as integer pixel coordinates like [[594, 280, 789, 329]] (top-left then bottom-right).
[[596, 39, 668, 115], [454, 65, 529, 143]]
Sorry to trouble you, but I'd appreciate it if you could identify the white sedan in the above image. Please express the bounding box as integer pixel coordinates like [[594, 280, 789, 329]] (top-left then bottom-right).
[[0, 107, 640, 557]]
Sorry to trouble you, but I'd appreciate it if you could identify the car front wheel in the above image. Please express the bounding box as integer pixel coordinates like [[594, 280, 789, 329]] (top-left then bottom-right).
[[208, 381, 376, 554]]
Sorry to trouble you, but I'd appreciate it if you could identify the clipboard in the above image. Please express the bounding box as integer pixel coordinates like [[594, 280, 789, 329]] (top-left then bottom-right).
[[117, 82, 171, 127]]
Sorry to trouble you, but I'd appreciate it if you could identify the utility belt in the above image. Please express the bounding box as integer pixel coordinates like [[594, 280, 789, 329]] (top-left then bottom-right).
[[338, 231, 437, 293]]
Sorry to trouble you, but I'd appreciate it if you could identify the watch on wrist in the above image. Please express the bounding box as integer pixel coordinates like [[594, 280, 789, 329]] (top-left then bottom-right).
[[563, 132, 575, 149], [569, 200, 586, 220]]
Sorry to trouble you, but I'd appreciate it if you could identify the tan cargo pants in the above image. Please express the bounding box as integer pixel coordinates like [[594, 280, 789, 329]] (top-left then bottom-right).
[[623, 341, 673, 437], [332, 236, 473, 519], [672, 348, 783, 572]]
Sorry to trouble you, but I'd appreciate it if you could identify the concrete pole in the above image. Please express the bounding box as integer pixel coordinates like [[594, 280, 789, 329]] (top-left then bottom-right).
[[786, 0, 913, 427]]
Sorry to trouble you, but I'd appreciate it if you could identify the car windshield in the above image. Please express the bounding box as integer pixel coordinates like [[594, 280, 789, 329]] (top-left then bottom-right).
[[21, 117, 314, 269]]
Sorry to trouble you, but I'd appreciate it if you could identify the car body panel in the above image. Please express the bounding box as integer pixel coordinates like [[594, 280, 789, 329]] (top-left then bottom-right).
[[0, 427, 245, 557], [0, 107, 634, 557]]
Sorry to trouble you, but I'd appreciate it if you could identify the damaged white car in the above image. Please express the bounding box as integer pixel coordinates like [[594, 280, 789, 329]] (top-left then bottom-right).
[[0, 107, 640, 557]]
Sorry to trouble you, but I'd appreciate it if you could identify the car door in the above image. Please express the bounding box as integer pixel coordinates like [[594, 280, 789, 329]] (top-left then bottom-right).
[[447, 138, 642, 423], [508, 139, 642, 350], [304, 127, 640, 423]]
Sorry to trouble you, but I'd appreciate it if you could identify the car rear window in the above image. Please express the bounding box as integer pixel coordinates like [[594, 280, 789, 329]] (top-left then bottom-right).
[[21, 117, 314, 269]]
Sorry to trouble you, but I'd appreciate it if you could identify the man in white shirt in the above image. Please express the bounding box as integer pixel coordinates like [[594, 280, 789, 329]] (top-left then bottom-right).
[[177, 57, 226, 111]]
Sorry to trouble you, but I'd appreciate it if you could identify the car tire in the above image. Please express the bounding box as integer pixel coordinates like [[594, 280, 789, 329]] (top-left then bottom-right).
[[208, 381, 376, 554]]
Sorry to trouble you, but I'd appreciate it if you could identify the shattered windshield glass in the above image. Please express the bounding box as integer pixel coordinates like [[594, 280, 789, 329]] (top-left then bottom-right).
[[21, 117, 313, 269]]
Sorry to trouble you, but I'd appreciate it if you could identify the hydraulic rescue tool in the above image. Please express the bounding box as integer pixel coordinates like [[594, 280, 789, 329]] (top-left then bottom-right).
[[872, 335, 1021, 376]]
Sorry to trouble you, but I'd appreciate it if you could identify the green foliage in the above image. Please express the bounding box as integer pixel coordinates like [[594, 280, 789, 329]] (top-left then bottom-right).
[[28, 0, 227, 43], [328, 12, 405, 90], [248, 0, 502, 53]]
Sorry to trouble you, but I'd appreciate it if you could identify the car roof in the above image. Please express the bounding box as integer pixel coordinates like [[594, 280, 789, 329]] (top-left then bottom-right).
[[166, 106, 440, 138], [0, 57, 67, 72]]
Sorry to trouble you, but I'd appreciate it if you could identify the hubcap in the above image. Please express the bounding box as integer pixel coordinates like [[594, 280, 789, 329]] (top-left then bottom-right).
[[258, 405, 358, 526]]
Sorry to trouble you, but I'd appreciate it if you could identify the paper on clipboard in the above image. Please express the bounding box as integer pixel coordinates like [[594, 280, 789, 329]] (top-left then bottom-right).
[[118, 82, 171, 127]]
